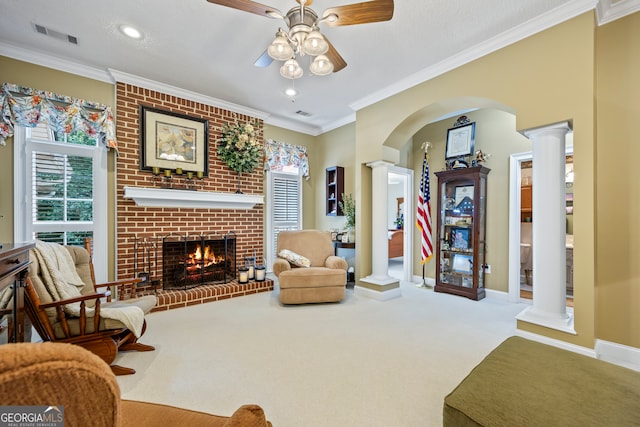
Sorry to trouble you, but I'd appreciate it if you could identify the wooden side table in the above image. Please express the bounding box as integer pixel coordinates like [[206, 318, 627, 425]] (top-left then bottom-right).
[[0, 242, 35, 343], [333, 241, 355, 284]]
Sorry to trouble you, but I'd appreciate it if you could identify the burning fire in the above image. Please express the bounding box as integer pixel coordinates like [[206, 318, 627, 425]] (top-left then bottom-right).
[[186, 244, 224, 270]]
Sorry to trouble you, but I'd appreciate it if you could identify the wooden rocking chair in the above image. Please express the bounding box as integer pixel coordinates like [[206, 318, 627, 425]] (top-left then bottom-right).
[[24, 239, 157, 375]]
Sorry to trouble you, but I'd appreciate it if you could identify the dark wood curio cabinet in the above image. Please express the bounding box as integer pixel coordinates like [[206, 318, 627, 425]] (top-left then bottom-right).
[[434, 166, 490, 300]]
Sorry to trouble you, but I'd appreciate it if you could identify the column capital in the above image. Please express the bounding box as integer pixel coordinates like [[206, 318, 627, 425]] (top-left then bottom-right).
[[366, 160, 395, 170], [521, 121, 572, 139]]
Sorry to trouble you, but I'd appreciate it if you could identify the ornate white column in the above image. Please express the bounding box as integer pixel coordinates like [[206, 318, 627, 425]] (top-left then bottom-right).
[[516, 122, 574, 333], [356, 160, 401, 300]]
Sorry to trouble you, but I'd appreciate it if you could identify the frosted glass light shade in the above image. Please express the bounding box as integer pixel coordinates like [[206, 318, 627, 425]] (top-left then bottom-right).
[[280, 59, 303, 79], [310, 55, 334, 76], [302, 30, 328, 56], [268, 35, 294, 61]]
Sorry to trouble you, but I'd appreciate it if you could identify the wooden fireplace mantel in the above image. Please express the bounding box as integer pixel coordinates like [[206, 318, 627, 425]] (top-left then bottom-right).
[[123, 186, 263, 209]]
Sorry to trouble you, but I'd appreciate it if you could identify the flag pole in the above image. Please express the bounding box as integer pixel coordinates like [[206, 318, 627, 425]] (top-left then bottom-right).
[[416, 141, 433, 289], [416, 263, 430, 288]]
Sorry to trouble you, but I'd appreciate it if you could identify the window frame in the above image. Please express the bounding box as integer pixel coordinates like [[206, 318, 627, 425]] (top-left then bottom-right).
[[13, 125, 108, 282], [266, 169, 303, 271]]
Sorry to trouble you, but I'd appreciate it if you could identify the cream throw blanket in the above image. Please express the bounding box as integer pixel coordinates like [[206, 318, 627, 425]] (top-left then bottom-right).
[[33, 240, 144, 338]]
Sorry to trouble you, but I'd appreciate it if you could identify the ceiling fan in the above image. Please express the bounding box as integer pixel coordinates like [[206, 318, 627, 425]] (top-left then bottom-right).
[[206, 0, 394, 78]]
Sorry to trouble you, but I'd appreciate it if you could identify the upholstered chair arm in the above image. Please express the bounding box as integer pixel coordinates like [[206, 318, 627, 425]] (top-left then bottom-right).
[[273, 258, 291, 277], [325, 255, 348, 271]]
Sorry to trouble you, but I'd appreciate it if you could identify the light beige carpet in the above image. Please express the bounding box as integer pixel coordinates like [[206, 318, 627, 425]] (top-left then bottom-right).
[[116, 279, 526, 427]]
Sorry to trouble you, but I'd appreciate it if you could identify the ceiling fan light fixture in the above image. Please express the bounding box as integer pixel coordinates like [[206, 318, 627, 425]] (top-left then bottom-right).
[[310, 54, 334, 76], [267, 34, 294, 61], [280, 58, 303, 79], [302, 30, 328, 56]]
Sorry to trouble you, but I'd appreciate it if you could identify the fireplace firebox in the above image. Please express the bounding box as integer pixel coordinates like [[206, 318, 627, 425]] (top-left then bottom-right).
[[162, 233, 236, 289]]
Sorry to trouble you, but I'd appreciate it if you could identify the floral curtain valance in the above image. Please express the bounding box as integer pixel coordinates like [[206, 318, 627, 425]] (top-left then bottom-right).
[[0, 83, 117, 151], [264, 139, 310, 179]]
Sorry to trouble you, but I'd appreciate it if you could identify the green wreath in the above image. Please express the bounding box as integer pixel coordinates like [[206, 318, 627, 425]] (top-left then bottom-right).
[[217, 120, 262, 174]]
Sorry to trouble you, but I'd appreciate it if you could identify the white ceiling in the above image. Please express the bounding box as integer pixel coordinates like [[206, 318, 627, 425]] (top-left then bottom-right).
[[0, 0, 638, 135]]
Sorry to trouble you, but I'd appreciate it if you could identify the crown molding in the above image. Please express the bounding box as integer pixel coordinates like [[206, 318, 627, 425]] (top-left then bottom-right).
[[263, 115, 321, 136], [108, 69, 269, 121], [350, 0, 598, 112], [596, 0, 640, 24], [318, 113, 357, 134], [0, 41, 112, 83]]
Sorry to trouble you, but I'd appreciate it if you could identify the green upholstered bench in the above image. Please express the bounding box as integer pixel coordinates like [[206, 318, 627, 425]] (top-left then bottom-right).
[[443, 336, 640, 426]]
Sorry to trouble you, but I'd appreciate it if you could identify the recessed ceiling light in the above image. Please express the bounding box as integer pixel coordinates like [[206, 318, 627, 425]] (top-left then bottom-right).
[[120, 25, 142, 39], [285, 88, 297, 97]]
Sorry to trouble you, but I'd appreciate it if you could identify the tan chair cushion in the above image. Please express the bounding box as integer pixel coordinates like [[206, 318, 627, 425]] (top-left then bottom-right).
[[278, 267, 346, 289], [121, 401, 272, 427]]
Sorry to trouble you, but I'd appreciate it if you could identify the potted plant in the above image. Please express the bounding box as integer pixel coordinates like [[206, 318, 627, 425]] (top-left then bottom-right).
[[339, 193, 355, 242], [394, 213, 404, 229]]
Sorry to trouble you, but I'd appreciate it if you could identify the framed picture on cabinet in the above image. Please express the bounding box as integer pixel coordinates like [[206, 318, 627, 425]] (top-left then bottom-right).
[[450, 227, 470, 250], [446, 122, 476, 159], [452, 254, 473, 273], [454, 185, 474, 205]]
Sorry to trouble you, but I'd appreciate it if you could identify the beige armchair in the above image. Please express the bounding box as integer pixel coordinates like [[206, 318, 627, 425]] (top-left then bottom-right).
[[273, 230, 348, 304], [0, 342, 271, 427]]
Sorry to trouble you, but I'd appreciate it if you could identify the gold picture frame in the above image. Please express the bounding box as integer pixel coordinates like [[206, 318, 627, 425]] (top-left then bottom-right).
[[140, 105, 209, 175]]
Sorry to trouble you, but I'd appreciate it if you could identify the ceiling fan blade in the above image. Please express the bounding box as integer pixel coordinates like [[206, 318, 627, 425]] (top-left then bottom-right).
[[254, 49, 274, 68], [322, 0, 394, 27], [296, 0, 314, 5], [206, 0, 282, 19], [325, 38, 347, 72]]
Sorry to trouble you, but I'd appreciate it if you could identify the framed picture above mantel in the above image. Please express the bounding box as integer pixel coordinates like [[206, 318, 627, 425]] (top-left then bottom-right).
[[139, 105, 209, 175]]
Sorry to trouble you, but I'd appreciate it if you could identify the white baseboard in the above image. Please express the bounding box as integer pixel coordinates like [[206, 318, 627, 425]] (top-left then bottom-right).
[[514, 330, 596, 358], [485, 288, 509, 301], [516, 331, 640, 371], [595, 339, 640, 372]]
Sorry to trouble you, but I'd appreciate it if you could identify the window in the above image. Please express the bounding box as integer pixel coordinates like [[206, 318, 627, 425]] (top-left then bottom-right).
[[266, 168, 302, 270], [14, 122, 108, 281]]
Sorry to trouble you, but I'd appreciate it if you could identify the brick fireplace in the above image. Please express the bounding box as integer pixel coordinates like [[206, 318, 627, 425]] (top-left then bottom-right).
[[114, 82, 272, 310]]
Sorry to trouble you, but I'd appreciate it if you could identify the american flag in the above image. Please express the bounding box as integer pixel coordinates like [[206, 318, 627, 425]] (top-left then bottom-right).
[[416, 152, 433, 264]]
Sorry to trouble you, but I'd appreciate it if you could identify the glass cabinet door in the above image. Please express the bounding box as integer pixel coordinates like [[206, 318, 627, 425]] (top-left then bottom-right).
[[438, 180, 475, 288]]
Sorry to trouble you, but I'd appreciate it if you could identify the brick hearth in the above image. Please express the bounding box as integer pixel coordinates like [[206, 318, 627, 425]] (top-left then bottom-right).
[[150, 279, 274, 312]]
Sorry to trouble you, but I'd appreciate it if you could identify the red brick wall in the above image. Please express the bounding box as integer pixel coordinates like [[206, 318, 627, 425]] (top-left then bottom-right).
[[115, 82, 264, 284]]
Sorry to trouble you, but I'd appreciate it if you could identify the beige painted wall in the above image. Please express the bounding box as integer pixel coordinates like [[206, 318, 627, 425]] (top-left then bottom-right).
[[595, 11, 640, 347], [0, 56, 117, 278], [354, 12, 596, 348], [411, 109, 531, 289], [314, 123, 356, 232]]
